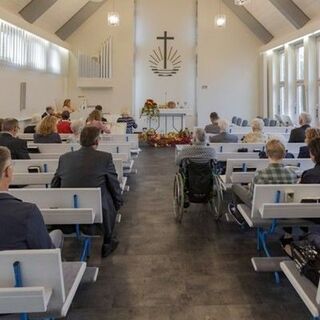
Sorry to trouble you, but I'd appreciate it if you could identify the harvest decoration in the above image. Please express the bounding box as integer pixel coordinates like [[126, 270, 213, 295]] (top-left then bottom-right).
[[140, 99, 160, 119], [139, 129, 192, 147]]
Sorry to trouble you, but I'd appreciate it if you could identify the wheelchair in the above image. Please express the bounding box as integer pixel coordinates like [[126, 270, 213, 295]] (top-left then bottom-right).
[[173, 158, 224, 223]]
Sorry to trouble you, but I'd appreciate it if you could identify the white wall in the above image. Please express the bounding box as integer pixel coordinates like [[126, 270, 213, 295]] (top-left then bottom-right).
[[67, 0, 134, 114], [134, 0, 196, 129], [197, 0, 261, 127], [0, 65, 67, 119]]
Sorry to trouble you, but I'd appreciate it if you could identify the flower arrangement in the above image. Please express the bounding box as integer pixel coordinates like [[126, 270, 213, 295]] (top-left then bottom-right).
[[139, 129, 192, 147], [140, 99, 160, 119]]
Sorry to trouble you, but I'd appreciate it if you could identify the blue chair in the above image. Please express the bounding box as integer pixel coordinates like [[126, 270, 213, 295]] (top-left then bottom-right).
[[269, 120, 277, 127], [236, 118, 242, 126], [263, 118, 270, 126], [231, 116, 237, 124], [242, 120, 248, 127]]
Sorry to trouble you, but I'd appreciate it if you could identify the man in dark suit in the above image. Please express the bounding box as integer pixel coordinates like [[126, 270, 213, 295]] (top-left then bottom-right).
[[41, 106, 55, 119], [0, 118, 30, 159], [51, 126, 123, 257], [209, 119, 238, 143], [288, 112, 311, 143], [0, 146, 62, 250]]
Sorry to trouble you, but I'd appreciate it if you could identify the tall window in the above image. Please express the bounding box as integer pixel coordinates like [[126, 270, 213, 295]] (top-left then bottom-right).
[[317, 37, 320, 120], [279, 51, 285, 114], [0, 19, 68, 74], [295, 44, 305, 115]]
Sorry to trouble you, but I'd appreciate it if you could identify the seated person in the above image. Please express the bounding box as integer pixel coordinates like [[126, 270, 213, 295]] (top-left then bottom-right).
[[242, 118, 267, 143], [0, 118, 30, 159], [57, 111, 72, 134], [259, 135, 294, 159], [95, 105, 107, 122], [117, 111, 138, 134], [67, 120, 84, 143], [300, 137, 320, 183], [86, 110, 110, 134], [34, 115, 62, 143], [0, 146, 63, 250], [41, 106, 55, 119], [204, 112, 219, 134], [175, 128, 216, 166], [51, 126, 123, 257], [288, 112, 312, 143], [209, 119, 238, 143], [24, 114, 41, 134], [229, 139, 298, 225], [298, 128, 320, 159]]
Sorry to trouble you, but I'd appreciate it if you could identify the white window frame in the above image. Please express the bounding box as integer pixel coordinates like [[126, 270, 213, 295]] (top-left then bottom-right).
[[295, 43, 305, 115]]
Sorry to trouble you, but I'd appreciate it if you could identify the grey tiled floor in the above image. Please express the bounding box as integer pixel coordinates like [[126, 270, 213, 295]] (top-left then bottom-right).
[[50, 147, 311, 319]]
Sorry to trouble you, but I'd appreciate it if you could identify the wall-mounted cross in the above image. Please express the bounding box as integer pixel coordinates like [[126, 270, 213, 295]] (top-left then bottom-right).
[[156, 31, 174, 70]]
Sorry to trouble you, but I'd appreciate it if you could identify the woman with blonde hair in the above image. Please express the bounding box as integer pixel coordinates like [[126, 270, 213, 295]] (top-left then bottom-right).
[[34, 115, 62, 143], [242, 118, 267, 143], [298, 127, 320, 158], [86, 110, 110, 133]]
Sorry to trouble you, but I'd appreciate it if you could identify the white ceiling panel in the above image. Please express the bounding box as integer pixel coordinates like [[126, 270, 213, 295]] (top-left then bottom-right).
[[293, 0, 320, 20], [0, 0, 31, 14], [35, 0, 90, 33], [244, 0, 294, 37]]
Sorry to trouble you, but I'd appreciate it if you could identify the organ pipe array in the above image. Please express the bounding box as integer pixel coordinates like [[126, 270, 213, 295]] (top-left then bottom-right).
[[78, 37, 112, 79]]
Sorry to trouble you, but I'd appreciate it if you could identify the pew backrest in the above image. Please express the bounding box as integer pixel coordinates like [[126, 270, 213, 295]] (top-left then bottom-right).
[[252, 184, 320, 223], [225, 159, 313, 184], [0, 249, 65, 313], [9, 188, 103, 223]]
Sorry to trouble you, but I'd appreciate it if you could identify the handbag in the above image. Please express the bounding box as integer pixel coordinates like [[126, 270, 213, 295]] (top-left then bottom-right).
[[290, 234, 320, 286]]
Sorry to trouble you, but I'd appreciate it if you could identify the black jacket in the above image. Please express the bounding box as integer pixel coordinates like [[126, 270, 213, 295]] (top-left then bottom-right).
[[34, 133, 62, 143], [288, 125, 310, 143], [51, 147, 123, 238], [298, 146, 310, 159], [24, 125, 36, 134], [0, 133, 30, 159], [0, 193, 53, 250], [300, 164, 320, 184]]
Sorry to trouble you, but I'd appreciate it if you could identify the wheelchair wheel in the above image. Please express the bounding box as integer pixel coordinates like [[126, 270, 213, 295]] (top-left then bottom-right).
[[173, 173, 185, 223], [208, 175, 224, 221]]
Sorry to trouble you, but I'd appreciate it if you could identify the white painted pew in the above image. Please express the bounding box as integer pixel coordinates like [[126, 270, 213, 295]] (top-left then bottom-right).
[[206, 133, 291, 143], [228, 126, 293, 134], [0, 249, 86, 318], [101, 133, 139, 149], [28, 142, 132, 156], [280, 260, 320, 318], [237, 184, 320, 228], [209, 142, 305, 154], [19, 133, 70, 141], [12, 159, 126, 188], [225, 159, 313, 184], [9, 188, 103, 225]]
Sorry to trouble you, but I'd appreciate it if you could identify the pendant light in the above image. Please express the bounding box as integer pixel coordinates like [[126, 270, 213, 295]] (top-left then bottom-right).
[[214, 0, 226, 29], [107, 0, 120, 27]]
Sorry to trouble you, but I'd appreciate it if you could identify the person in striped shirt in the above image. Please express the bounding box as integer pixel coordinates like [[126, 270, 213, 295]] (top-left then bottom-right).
[[117, 111, 137, 134]]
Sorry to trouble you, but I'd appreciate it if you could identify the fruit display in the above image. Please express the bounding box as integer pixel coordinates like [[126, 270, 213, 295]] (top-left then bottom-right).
[[139, 129, 192, 147]]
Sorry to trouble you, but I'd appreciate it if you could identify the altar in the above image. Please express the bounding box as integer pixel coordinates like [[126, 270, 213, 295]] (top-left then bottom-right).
[[146, 109, 191, 133]]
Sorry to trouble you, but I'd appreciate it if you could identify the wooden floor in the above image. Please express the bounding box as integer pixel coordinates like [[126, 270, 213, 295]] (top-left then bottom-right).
[[6, 147, 310, 320]]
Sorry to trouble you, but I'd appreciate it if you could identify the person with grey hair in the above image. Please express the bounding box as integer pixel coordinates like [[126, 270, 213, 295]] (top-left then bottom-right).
[[209, 119, 238, 143], [175, 128, 216, 165], [0, 146, 63, 250], [67, 120, 84, 143], [242, 118, 267, 143], [24, 114, 41, 134], [288, 112, 312, 143]]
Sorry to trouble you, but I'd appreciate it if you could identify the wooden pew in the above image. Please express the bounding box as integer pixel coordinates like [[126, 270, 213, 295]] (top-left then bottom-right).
[[225, 158, 313, 184], [280, 260, 320, 319], [11, 159, 127, 191], [236, 185, 320, 278], [9, 188, 103, 225], [0, 249, 88, 318]]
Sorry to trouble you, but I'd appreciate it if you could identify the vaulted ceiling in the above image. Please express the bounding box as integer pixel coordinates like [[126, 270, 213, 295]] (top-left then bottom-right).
[[0, 0, 319, 44]]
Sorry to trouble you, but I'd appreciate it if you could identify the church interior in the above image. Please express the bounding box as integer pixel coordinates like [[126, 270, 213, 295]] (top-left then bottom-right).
[[1, 0, 320, 319]]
